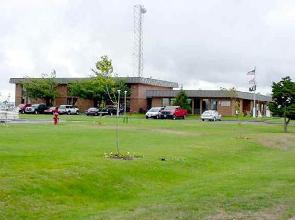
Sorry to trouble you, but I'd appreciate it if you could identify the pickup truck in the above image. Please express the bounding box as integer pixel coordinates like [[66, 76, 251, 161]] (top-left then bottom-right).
[[25, 104, 47, 114], [160, 106, 187, 119]]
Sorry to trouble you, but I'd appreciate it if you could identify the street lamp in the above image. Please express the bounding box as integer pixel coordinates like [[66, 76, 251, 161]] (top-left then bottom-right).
[[124, 90, 128, 123], [116, 90, 121, 117]]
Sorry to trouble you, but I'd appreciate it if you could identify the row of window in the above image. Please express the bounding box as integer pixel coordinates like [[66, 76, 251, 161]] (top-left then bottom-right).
[[160, 98, 232, 111]]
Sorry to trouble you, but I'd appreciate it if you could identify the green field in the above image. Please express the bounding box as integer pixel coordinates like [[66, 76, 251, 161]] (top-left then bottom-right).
[[0, 115, 294, 219]]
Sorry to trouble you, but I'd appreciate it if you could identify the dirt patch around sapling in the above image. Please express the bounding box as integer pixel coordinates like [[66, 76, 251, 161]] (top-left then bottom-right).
[[253, 133, 295, 150], [207, 204, 290, 220]]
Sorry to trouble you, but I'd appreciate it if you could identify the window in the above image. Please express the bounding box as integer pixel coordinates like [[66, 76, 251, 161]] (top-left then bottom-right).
[[170, 98, 176, 105], [219, 100, 231, 107], [162, 98, 169, 106], [211, 99, 217, 110]]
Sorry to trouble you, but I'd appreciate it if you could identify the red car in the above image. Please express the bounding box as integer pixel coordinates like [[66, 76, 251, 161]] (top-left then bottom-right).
[[160, 106, 187, 119], [17, 103, 31, 114], [44, 107, 57, 114]]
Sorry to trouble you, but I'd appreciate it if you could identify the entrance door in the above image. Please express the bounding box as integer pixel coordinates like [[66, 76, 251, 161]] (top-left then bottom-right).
[[147, 98, 152, 110]]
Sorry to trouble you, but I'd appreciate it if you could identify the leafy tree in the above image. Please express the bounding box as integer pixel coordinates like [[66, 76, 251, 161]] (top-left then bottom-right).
[[92, 55, 129, 105], [93, 55, 113, 77], [69, 55, 130, 107], [174, 89, 191, 112], [22, 71, 58, 106], [69, 78, 105, 106], [269, 76, 295, 133]]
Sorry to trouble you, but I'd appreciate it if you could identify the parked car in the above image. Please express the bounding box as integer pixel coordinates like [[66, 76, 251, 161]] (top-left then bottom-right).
[[44, 107, 57, 114], [17, 103, 31, 113], [201, 110, 222, 121], [145, 107, 164, 119], [25, 104, 48, 114], [85, 107, 100, 116], [160, 106, 187, 119], [58, 105, 79, 115], [104, 105, 124, 116], [98, 108, 111, 116]]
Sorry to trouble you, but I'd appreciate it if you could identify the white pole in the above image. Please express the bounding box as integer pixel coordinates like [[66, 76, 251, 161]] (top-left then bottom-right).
[[124, 91, 127, 116], [116, 90, 121, 154], [253, 90, 256, 117], [253, 67, 256, 118], [123, 90, 127, 123], [117, 90, 121, 117]]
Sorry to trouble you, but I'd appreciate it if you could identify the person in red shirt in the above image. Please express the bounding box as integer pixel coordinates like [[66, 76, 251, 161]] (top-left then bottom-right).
[[53, 107, 59, 125]]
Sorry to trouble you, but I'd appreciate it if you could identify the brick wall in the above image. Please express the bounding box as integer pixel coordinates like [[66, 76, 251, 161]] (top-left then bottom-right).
[[217, 99, 232, 116], [130, 98, 147, 113], [152, 98, 162, 107], [54, 98, 67, 107], [75, 99, 93, 112], [15, 84, 23, 106], [54, 84, 68, 107], [130, 84, 172, 113], [57, 84, 68, 98]]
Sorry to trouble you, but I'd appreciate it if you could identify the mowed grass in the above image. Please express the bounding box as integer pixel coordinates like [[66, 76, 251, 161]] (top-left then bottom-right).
[[0, 116, 294, 219]]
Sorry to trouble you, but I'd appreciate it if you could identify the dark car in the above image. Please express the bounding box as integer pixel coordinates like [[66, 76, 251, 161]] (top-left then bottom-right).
[[104, 106, 117, 115], [99, 105, 124, 115], [25, 104, 48, 114], [85, 107, 100, 116], [104, 105, 124, 116]]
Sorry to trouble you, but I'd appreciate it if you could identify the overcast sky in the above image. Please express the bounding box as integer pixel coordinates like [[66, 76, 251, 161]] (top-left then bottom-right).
[[1, 0, 295, 101]]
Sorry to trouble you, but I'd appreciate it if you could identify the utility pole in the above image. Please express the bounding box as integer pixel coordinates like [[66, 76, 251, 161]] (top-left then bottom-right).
[[133, 5, 147, 77]]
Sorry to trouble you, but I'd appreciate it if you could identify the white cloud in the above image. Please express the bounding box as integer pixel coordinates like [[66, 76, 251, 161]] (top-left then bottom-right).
[[266, 1, 295, 27], [1, 0, 295, 102]]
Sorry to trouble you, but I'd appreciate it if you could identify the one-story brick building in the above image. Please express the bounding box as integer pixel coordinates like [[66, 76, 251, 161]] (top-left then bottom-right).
[[9, 77, 271, 116]]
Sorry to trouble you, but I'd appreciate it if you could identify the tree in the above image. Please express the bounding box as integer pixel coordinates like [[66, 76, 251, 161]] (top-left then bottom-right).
[[92, 55, 129, 105], [93, 55, 113, 77], [22, 71, 58, 106], [174, 89, 191, 112], [69, 55, 130, 107], [69, 78, 105, 106], [269, 76, 295, 133]]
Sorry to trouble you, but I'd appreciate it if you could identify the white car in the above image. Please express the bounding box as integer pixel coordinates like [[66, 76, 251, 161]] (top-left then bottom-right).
[[58, 105, 80, 115], [201, 110, 221, 121], [145, 107, 164, 119]]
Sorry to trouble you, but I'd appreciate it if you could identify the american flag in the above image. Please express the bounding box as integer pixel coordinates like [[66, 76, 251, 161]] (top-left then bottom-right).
[[247, 69, 255, 75], [249, 78, 255, 84]]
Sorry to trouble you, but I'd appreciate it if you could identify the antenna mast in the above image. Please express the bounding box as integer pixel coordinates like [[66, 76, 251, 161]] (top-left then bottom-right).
[[133, 4, 146, 77]]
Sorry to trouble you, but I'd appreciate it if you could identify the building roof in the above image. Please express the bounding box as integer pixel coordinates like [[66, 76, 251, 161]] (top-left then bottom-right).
[[146, 90, 272, 102], [9, 77, 178, 88]]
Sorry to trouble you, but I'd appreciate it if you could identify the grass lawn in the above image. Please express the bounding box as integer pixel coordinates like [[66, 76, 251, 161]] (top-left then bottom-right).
[[0, 115, 294, 219]]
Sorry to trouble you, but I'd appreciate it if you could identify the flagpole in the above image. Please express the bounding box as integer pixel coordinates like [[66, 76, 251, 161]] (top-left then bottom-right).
[[253, 67, 256, 118]]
